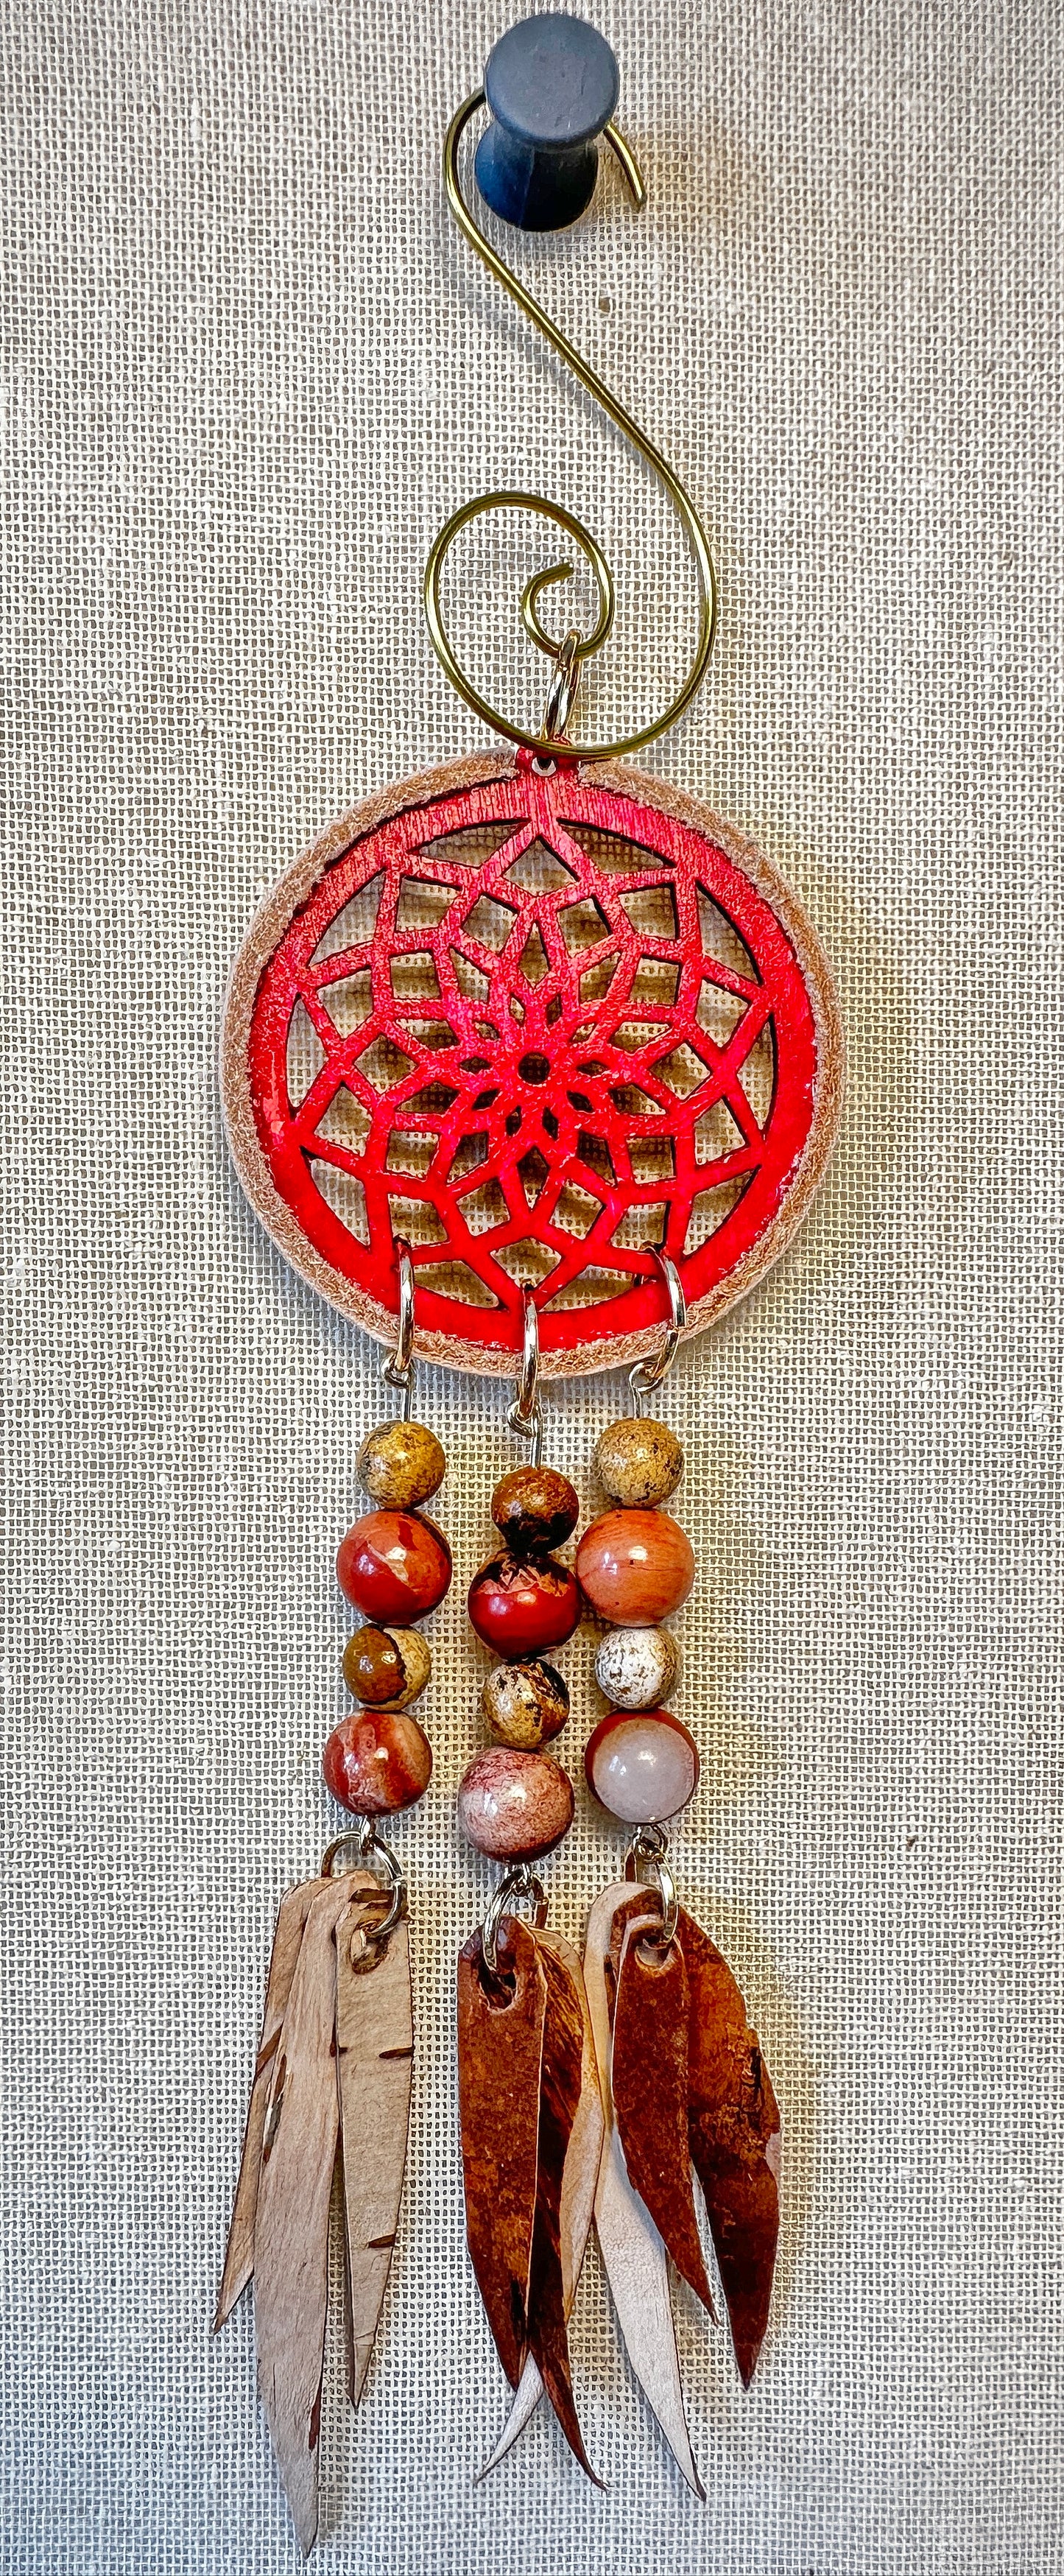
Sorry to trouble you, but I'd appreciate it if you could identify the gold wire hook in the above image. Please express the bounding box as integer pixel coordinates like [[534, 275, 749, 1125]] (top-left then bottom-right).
[[423, 93, 718, 764]]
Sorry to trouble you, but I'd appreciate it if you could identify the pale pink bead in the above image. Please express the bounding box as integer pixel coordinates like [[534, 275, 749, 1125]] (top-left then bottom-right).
[[584, 1708, 700, 1824]]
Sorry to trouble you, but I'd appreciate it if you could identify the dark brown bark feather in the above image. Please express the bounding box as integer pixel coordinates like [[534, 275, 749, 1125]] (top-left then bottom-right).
[[611, 1912, 716, 2316], [457, 1917, 546, 2388], [680, 1904, 781, 2387]]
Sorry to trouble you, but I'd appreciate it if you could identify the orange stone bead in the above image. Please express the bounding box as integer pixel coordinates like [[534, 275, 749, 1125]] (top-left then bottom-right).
[[322, 1707, 433, 1815], [576, 1507, 694, 1625]]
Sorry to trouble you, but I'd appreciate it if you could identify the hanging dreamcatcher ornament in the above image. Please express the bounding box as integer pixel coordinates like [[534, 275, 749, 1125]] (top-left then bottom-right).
[[216, 11, 842, 2549]]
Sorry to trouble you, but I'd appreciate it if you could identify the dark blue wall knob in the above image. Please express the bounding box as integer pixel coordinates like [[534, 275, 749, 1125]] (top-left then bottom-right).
[[474, 13, 620, 233]]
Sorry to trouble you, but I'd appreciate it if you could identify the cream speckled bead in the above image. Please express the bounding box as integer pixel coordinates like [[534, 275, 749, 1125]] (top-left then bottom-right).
[[596, 1416, 684, 1508], [356, 1418, 446, 1510], [594, 1624, 680, 1711]]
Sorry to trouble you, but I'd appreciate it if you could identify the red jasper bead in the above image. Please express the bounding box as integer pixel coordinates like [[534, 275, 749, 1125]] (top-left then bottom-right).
[[337, 1510, 451, 1624], [457, 1746, 575, 1862], [576, 1507, 694, 1625], [322, 1707, 433, 1815], [467, 1550, 580, 1656]]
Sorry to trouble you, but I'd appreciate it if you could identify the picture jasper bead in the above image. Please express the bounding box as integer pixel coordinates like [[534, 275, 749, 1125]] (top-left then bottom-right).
[[337, 1510, 451, 1624], [357, 1418, 445, 1510], [576, 1508, 694, 1625], [468, 1550, 580, 1656], [323, 1707, 433, 1815], [594, 1623, 680, 1712], [342, 1623, 431, 1710], [490, 1464, 579, 1555], [457, 1746, 574, 1862], [596, 1415, 684, 1509], [481, 1657, 570, 1750], [585, 1708, 700, 1824]]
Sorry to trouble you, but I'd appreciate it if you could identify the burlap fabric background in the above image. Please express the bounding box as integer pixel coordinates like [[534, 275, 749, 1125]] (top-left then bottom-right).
[[2, 1, 1059, 2569]]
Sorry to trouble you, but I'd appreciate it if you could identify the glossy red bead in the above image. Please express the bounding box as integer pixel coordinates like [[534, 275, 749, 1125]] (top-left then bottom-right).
[[322, 1707, 433, 1815], [467, 1550, 580, 1656], [457, 1746, 575, 1862], [337, 1510, 451, 1624], [576, 1507, 694, 1625]]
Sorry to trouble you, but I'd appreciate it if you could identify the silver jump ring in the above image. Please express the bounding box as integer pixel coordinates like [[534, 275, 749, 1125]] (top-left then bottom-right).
[[481, 1862, 547, 1977], [321, 1819, 407, 1945], [628, 1246, 686, 1415], [381, 1236, 416, 1419], [507, 1287, 543, 1465], [624, 1823, 679, 1952], [542, 627, 582, 742]]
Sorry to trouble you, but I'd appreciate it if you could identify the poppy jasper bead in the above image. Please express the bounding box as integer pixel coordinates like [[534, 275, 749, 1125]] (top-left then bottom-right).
[[468, 1549, 580, 1656], [576, 1507, 694, 1625], [457, 1746, 575, 1862], [337, 1510, 451, 1624], [323, 1707, 434, 1815]]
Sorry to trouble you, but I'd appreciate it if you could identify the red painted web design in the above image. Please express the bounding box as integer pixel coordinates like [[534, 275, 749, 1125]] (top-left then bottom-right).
[[247, 764, 820, 1360]]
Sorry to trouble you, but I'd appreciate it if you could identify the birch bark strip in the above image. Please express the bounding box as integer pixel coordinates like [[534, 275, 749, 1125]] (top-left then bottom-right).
[[335, 1903, 414, 2407], [252, 1878, 356, 2556], [215, 1876, 328, 2331]]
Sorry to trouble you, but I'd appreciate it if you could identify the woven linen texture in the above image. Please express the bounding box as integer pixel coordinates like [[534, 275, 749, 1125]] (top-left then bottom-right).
[[1, 1, 1060, 2570]]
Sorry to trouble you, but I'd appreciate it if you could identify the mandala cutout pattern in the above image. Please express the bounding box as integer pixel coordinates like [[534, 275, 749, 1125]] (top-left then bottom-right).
[[237, 761, 833, 1369]]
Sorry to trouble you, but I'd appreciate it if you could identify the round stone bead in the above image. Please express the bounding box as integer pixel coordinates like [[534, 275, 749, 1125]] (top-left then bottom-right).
[[594, 1624, 681, 1712], [357, 1418, 445, 1510], [576, 1509, 694, 1625], [337, 1510, 451, 1624], [490, 1464, 579, 1555], [342, 1624, 431, 1710], [596, 1416, 684, 1509], [468, 1551, 580, 1656], [481, 1657, 570, 1750], [323, 1707, 433, 1815], [585, 1708, 700, 1824], [457, 1746, 574, 1862]]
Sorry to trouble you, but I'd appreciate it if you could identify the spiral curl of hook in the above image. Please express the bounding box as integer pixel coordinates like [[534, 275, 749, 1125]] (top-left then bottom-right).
[[423, 94, 718, 764]]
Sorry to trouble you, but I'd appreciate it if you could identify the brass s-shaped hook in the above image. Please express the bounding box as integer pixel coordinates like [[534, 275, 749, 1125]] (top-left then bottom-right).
[[423, 91, 718, 764]]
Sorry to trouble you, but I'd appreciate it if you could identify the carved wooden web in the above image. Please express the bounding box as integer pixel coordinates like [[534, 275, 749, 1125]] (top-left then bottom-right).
[[242, 760, 828, 1370]]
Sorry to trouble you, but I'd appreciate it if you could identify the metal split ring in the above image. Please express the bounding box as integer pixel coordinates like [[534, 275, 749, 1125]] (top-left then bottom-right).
[[381, 1236, 416, 1420], [541, 625, 582, 742], [481, 1862, 548, 1977], [624, 1821, 679, 1952], [628, 1245, 686, 1414], [321, 1817, 407, 1945], [507, 1287, 544, 1465]]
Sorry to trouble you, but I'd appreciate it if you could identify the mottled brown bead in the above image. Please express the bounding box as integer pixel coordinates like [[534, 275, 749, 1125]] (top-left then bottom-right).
[[595, 1415, 684, 1509], [490, 1465, 580, 1555], [322, 1707, 433, 1815], [342, 1624, 431, 1710], [457, 1746, 574, 1862], [576, 1507, 694, 1624], [357, 1418, 446, 1510], [481, 1657, 570, 1750]]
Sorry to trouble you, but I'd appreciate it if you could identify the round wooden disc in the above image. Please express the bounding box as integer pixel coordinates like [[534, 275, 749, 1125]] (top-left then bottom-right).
[[221, 752, 842, 1379]]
